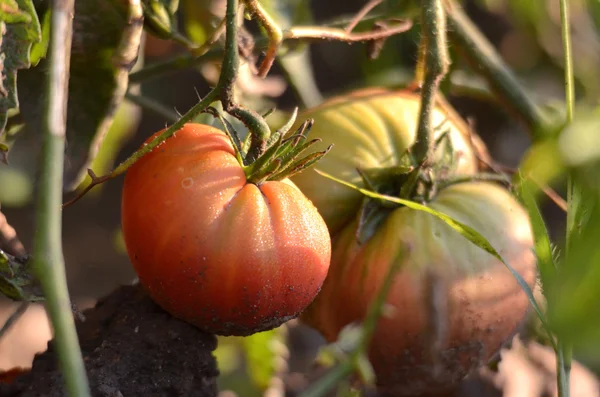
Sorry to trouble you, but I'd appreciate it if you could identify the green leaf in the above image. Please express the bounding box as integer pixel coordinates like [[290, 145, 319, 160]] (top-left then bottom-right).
[[314, 169, 549, 329], [515, 174, 556, 290], [0, 0, 31, 23], [17, 0, 144, 190], [141, 0, 179, 38], [548, 189, 600, 347], [241, 326, 288, 392], [29, 6, 50, 66], [0, 0, 41, 135]]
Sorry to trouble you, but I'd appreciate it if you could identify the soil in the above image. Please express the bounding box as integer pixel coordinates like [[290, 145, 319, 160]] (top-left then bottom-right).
[[0, 284, 219, 397]]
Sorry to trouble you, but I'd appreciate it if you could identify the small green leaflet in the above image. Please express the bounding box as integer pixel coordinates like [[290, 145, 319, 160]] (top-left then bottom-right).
[[314, 169, 549, 329]]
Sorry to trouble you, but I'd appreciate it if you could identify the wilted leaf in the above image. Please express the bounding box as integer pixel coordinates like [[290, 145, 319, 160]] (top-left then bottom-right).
[[17, 0, 144, 190], [0, 0, 41, 135], [241, 326, 288, 392]]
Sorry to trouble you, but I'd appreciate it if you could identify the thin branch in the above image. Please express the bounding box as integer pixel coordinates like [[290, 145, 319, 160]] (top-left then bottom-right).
[[243, 0, 282, 78], [242, 0, 411, 77], [285, 20, 412, 43], [31, 0, 91, 395], [345, 0, 384, 32], [0, 207, 25, 257], [129, 14, 413, 84]]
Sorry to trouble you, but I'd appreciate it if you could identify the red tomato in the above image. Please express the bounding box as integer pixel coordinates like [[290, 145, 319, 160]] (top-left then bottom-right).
[[121, 124, 331, 336], [302, 182, 537, 395]]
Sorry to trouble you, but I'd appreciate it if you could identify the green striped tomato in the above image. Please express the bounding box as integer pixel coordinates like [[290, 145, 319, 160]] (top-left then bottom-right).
[[301, 182, 537, 396], [290, 87, 480, 234]]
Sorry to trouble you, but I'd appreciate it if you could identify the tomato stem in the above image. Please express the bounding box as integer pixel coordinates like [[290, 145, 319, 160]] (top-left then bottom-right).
[[412, 0, 449, 167], [216, 0, 273, 163]]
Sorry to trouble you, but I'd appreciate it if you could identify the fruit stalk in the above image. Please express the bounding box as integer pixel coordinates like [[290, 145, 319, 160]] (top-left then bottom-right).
[[216, 0, 272, 163], [31, 0, 91, 396], [412, 0, 449, 167]]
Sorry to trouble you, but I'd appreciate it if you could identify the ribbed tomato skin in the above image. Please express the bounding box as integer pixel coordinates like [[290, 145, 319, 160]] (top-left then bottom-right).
[[121, 123, 331, 336], [289, 88, 479, 234], [301, 182, 537, 396]]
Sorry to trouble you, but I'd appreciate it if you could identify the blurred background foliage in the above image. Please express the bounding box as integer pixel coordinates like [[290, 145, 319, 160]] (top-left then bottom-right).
[[2, 0, 600, 395]]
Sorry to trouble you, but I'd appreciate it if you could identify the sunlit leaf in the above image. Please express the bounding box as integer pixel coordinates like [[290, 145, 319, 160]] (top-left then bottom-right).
[[29, 6, 50, 66], [0, 0, 41, 135], [17, 0, 143, 190]]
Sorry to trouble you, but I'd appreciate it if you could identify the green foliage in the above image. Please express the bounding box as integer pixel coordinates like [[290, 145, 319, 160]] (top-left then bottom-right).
[[0, 0, 41, 134]]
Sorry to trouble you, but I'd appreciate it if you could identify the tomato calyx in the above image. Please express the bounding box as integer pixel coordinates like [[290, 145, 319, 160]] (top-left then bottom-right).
[[207, 106, 333, 184], [353, 130, 509, 243]]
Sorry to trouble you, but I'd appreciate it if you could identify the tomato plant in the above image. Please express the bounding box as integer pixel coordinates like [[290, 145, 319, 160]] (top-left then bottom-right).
[[302, 181, 537, 395], [121, 123, 332, 336], [289, 87, 481, 234]]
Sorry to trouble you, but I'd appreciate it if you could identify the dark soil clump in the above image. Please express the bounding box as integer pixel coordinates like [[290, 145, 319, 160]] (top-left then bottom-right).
[[0, 284, 219, 397]]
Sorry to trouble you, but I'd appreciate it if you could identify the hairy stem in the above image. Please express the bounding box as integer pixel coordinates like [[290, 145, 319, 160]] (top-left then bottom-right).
[[243, 0, 283, 77], [412, 0, 449, 166], [445, 1, 552, 138], [32, 0, 91, 395]]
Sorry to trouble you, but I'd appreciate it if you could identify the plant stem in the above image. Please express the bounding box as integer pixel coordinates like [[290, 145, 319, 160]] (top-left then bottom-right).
[[32, 0, 91, 396], [445, 0, 552, 139], [412, 0, 449, 166], [559, 0, 574, 396], [217, 0, 272, 163]]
